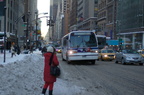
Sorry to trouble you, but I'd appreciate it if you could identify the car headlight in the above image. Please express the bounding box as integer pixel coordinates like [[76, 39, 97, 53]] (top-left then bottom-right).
[[114, 56, 116, 58], [104, 55, 108, 57]]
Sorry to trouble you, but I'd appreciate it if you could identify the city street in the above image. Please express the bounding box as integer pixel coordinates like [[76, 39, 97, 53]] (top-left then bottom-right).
[[57, 53, 144, 95], [1, 0, 144, 94], [0, 52, 144, 95]]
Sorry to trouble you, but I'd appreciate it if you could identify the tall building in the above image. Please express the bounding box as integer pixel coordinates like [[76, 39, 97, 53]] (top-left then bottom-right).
[[23, 0, 38, 47], [0, 0, 37, 48], [69, 0, 77, 31], [55, 0, 64, 41], [106, 0, 117, 39], [117, 0, 144, 49], [0, 0, 25, 49], [97, 0, 106, 35], [76, 0, 98, 30], [97, 0, 118, 39], [49, 0, 59, 42], [63, 0, 70, 34]]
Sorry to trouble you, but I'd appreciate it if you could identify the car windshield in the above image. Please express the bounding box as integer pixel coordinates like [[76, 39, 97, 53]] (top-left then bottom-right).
[[101, 50, 115, 53], [122, 50, 138, 54]]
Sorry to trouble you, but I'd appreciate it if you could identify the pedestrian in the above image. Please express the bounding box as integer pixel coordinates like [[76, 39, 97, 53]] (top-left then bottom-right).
[[20, 45, 24, 52], [29, 44, 34, 53], [41, 46, 59, 95], [16, 45, 21, 55], [11, 44, 16, 57]]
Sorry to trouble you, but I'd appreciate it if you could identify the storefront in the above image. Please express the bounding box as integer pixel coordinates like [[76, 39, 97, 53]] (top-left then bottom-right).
[[119, 32, 144, 50]]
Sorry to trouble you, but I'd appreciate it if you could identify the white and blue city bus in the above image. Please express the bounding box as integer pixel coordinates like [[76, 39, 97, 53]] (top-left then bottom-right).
[[96, 35, 107, 49], [61, 30, 99, 64]]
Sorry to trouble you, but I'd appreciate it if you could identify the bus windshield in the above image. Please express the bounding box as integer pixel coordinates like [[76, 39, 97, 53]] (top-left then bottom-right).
[[70, 32, 97, 48]]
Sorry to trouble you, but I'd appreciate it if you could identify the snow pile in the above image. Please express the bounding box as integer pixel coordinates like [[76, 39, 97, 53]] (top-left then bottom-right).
[[0, 52, 95, 95]]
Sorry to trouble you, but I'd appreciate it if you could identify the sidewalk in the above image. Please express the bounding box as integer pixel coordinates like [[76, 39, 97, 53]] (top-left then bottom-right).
[[0, 49, 41, 64]]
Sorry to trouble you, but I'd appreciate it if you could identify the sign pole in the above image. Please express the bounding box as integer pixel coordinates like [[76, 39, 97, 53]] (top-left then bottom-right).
[[3, 6, 7, 63]]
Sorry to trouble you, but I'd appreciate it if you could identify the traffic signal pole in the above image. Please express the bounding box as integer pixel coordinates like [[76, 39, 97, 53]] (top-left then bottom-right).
[[3, 6, 7, 63], [35, 12, 38, 49]]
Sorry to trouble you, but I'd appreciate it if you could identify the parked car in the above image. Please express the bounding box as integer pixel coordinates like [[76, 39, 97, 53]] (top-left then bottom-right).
[[56, 47, 61, 53], [115, 49, 143, 65], [98, 49, 115, 61]]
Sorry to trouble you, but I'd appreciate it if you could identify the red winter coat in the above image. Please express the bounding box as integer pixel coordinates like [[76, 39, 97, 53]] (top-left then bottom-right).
[[43, 52, 59, 83]]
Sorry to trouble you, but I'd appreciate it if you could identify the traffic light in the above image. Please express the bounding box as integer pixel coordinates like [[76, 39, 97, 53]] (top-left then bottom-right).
[[47, 20, 50, 26], [47, 19, 54, 26], [22, 15, 26, 22]]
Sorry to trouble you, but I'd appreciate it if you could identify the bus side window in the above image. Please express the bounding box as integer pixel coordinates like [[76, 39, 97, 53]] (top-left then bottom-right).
[[63, 36, 68, 47], [63, 39, 67, 47]]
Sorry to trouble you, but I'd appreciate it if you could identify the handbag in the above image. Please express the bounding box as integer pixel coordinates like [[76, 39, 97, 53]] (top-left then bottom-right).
[[49, 52, 60, 77]]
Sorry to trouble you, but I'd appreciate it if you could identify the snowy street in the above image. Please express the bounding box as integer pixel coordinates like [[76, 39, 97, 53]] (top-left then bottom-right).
[[0, 50, 144, 95], [0, 51, 95, 95]]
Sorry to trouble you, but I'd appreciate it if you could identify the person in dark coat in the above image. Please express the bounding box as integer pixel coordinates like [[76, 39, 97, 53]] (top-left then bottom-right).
[[29, 44, 34, 53], [41, 46, 59, 95], [17, 45, 21, 55]]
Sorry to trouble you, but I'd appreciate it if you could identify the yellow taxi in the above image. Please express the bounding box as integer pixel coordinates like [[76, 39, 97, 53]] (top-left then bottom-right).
[[140, 50, 144, 57], [56, 47, 62, 53], [98, 49, 116, 61]]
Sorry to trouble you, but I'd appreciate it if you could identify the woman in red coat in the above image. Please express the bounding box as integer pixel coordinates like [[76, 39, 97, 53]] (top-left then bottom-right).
[[41, 46, 59, 95]]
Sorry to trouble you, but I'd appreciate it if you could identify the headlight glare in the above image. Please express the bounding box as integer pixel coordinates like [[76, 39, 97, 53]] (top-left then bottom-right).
[[68, 50, 73, 54], [104, 55, 108, 57]]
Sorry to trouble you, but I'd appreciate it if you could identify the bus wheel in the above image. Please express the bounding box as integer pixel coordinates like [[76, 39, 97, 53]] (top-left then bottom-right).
[[91, 60, 95, 65], [66, 56, 71, 64]]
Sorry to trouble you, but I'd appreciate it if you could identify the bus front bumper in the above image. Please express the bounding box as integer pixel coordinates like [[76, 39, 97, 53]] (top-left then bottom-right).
[[68, 54, 98, 61]]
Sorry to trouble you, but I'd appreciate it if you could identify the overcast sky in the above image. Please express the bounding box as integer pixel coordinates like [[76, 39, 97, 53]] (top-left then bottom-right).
[[37, 0, 50, 37]]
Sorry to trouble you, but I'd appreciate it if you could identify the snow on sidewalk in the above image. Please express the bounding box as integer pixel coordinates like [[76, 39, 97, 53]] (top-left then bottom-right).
[[0, 50, 95, 95]]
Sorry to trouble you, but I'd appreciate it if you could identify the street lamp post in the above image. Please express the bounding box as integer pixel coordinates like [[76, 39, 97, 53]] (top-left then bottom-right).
[[35, 11, 38, 49], [26, 12, 30, 50], [3, 6, 7, 63], [116, 20, 122, 50]]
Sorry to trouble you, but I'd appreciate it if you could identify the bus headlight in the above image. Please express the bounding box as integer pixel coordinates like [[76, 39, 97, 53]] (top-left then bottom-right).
[[68, 50, 73, 54], [95, 50, 98, 53], [68, 50, 77, 55]]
